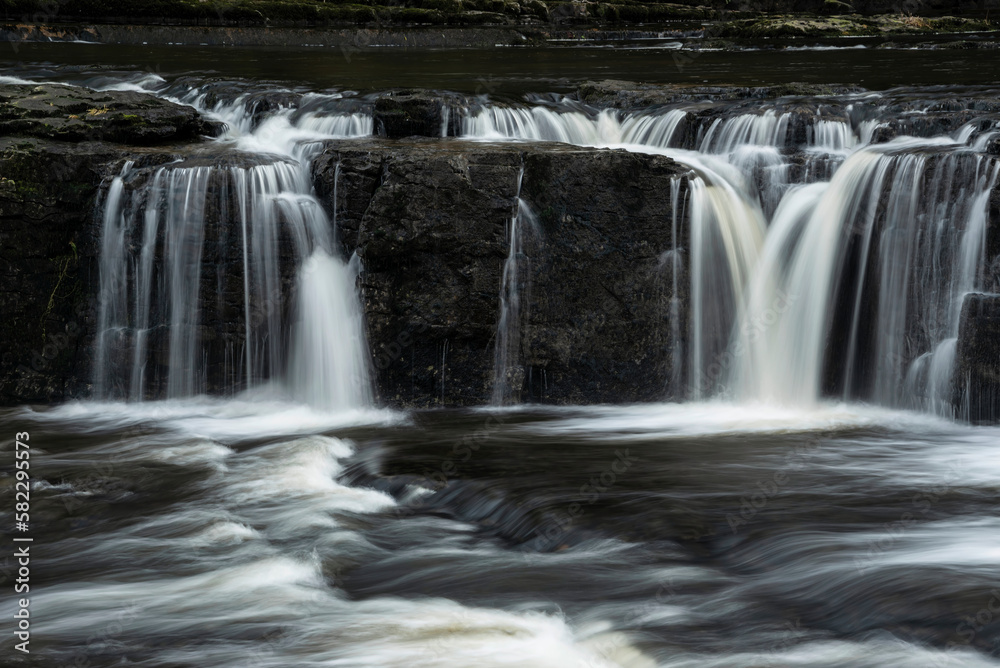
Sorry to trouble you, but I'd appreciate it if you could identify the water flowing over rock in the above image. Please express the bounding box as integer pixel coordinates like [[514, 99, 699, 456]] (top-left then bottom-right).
[[492, 175, 541, 406], [89, 92, 373, 407], [4, 77, 1000, 421]]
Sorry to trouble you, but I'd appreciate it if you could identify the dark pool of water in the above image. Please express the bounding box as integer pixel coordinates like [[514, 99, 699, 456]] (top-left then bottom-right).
[[3, 41, 999, 94]]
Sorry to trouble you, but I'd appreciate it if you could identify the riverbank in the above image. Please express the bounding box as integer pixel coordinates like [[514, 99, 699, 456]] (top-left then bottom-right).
[[2, 2, 999, 49]]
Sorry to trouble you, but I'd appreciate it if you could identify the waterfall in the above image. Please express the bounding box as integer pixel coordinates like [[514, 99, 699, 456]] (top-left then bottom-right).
[[683, 157, 767, 399], [492, 171, 540, 406], [92, 99, 374, 408], [289, 251, 372, 410], [462, 105, 860, 219], [463, 107, 687, 148], [698, 110, 791, 153], [93, 163, 133, 400], [462, 99, 1000, 416], [464, 106, 770, 401], [87, 81, 1000, 416], [810, 119, 859, 154], [163, 167, 213, 399], [730, 138, 1000, 413]]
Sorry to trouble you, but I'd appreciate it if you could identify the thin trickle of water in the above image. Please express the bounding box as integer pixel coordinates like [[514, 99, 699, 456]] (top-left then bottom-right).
[[492, 169, 541, 406], [440, 103, 451, 138], [666, 176, 685, 399], [93, 163, 133, 399], [130, 169, 165, 401]]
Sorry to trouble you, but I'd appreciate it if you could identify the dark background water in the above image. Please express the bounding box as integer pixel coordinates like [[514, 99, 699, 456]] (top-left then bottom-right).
[[3, 41, 999, 94]]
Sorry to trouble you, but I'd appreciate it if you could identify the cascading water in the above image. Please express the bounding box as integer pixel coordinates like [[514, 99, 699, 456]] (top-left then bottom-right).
[[88, 78, 1000, 417], [289, 250, 373, 409], [463, 106, 688, 147], [698, 109, 791, 153], [464, 98, 999, 417], [464, 106, 769, 400], [162, 167, 212, 399], [492, 170, 540, 406], [463, 104, 861, 219], [92, 89, 375, 409], [730, 138, 1000, 414], [93, 162, 134, 400]]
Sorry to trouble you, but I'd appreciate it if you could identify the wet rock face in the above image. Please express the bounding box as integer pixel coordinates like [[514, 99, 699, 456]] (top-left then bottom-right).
[[373, 91, 466, 139], [315, 139, 523, 407], [0, 83, 218, 145], [577, 80, 868, 111], [0, 84, 220, 403], [518, 149, 685, 404], [0, 138, 117, 403], [955, 293, 1000, 424], [314, 139, 688, 408]]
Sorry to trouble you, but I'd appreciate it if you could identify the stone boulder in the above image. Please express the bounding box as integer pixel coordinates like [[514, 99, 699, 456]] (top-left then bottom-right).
[[373, 91, 466, 138], [954, 292, 1000, 424], [314, 138, 687, 407], [0, 83, 217, 145]]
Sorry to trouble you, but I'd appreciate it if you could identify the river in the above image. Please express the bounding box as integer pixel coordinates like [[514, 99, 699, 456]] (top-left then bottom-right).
[[2, 43, 1000, 668]]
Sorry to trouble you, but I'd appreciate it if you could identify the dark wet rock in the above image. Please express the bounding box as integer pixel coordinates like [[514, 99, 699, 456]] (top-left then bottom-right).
[[987, 135, 1000, 156], [868, 110, 997, 143], [870, 124, 898, 144], [313, 138, 687, 407], [954, 293, 1000, 424], [0, 138, 257, 404], [0, 138, 119, 403], [577, 79, 867, 110], [242, 90, 303, 130], [0, 83, 218, 145], [374, 91, 467, 138], [313, 139, 523, 407], [517, 147, 686, 405]]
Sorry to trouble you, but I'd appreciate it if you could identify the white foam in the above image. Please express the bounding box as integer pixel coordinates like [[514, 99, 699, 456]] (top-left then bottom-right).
[[7, 554, 651, 668], [0, 75, 38, 85], [219, 435, 395, 518], [95, 74, 166, 93], [509, 400, 963, 441], [21, 397, 403, 442]]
